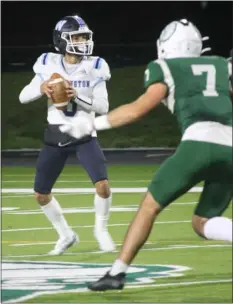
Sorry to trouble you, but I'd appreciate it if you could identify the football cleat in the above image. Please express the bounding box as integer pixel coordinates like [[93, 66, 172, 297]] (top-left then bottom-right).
[[48, 233, 79, 256], [94, 230, 116, 252], [87, 271, 126, 291]]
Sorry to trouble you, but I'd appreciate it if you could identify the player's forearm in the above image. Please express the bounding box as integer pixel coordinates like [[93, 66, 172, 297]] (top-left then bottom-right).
[[74, 95, 109, 114], [93, 84, 166, 131], [19, 75, 43, 104], [94, 103, 139, 131]]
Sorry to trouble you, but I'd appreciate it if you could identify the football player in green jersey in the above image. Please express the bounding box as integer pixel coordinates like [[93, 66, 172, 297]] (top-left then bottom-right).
[[60, 19, 232, 291]]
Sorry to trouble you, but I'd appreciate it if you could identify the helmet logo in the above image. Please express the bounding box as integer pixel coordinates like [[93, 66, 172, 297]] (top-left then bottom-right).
[[55, 20, 67, 31], [159, 22, 177, 42]]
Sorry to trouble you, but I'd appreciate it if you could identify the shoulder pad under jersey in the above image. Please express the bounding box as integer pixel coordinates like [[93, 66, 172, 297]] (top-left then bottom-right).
[[33, 52, 61, 80], [84, 56, 111, 81]]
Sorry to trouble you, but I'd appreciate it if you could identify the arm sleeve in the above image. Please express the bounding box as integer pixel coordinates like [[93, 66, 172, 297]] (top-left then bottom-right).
[[19, 74, 44, 104], [74, 80, 109, 114], [144, 60, 165, 90]]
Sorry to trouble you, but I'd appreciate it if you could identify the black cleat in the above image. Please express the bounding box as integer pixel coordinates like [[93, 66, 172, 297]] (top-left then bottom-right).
[[87, 271, 126, 291]]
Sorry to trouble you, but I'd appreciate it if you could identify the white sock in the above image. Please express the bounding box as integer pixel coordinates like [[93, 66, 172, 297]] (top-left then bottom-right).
[[41, 196, 73, 239], [109, 259, 128, 276], [94, 192, 112, 232], [204, 216, 232, 243]]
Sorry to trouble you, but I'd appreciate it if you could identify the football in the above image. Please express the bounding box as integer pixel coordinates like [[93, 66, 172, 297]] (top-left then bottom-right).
[[48, 73, 70, 110]]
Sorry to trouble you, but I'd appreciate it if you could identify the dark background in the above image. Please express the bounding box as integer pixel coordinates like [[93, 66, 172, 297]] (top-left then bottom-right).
[[1, 1, 232, 150], [1, 1, 232, 70]]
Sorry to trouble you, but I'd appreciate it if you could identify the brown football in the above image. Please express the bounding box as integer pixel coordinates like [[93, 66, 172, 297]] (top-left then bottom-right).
[[49, 73, 70, 110]]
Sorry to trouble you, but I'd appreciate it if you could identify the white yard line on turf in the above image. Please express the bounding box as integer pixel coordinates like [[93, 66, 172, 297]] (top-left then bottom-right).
[[3, 217, 232, 232], [2, 193, 93, 198], [11, 242, 57, 247], [2, 174, 83, 176], [126, 278, 233, 289], [1, 207, 20, 211], [2, 203, 197, 212], [3, 206, 141, 215], [10, 241, 154, 247], [2, 220, 192, 232], [3, 244, 231, 259], [2, 206, 170, 215], [2, 187, 203, 193], [1, 191, 198, 201], [2, 174, 150, 177]]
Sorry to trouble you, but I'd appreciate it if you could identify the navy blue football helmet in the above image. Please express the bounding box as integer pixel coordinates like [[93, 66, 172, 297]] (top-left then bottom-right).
[[53, 15, 94, 56]]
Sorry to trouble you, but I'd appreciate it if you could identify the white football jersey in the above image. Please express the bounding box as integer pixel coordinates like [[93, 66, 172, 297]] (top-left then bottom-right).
[[20, 52, 111, 137]]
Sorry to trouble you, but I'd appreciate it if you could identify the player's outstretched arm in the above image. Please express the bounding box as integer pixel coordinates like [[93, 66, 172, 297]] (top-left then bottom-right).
[[19, 74, 44, 104], [94, 83, 167, 130], [59, 82, 167, 139]]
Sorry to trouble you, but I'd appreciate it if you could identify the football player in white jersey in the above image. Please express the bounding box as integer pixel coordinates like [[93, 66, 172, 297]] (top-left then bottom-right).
[[19, 15, 116, 255]]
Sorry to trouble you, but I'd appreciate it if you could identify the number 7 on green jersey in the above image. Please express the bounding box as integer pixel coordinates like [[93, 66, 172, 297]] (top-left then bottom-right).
[[191, 64, 219, 97]]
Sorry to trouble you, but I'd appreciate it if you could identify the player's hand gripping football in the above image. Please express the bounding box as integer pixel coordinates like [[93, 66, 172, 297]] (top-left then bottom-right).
[[59, 116, 94, 139], [65, 81, 77, 99], [40, 80, 54, 99], [40, 79, 76, 100]]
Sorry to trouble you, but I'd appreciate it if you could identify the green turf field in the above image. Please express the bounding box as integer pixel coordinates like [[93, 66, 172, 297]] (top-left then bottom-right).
[[2, 165, 232, 303]]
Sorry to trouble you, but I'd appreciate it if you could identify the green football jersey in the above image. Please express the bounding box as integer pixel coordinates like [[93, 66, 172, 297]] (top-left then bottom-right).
[[144, 56, 232, 134]]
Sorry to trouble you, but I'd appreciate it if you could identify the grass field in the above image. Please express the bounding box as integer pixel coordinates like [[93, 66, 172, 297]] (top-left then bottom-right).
[[2, 164, 232, 303]]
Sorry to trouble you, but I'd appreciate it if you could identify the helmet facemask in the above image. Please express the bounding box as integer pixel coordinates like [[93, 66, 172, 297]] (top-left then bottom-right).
[[61, 30, 94, 56]]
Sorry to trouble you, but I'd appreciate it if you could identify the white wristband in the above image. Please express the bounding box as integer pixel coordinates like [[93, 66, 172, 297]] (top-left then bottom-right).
[[94, 115, 112, 131]]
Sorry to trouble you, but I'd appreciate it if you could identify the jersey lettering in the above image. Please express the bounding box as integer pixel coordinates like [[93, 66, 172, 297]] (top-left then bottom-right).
[[144, 57, 232, 134], [144, 69, 150, 82]]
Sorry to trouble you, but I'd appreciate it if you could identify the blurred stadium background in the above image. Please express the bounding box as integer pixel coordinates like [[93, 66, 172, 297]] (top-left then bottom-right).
[[2, 1, 232, 152]]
